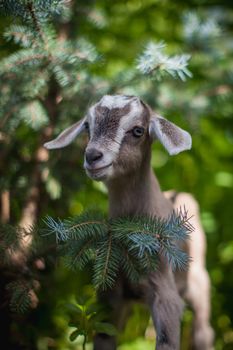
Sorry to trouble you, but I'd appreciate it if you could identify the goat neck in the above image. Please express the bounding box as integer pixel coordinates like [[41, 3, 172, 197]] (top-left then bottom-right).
[[106, 151, 172, 219]]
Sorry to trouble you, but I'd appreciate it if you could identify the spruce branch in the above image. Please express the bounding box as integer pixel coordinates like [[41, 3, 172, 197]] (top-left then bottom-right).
[[43, 216, 68, 242], [129, 233, 160, 258], [4, 25, 36, 48], [43, 208, 193, 291], [0, 0, 100, 130], [0, 222, 55, 314], [62, 237, 96, 271], [120, 248, 141, 283], [0, 210, 192, 311], [0, 49, 46, 73], [0, 0, 69, 22], [183, 12, 221, 45], [0, 224, 24, 265], [137, 41, 192, 81], [163, 207, 194, 241], [26, 1, 45, 43], [93, 233, 122, 290], [43, 211, 107, 242], [6, 280, 33, 313], [19, 100, 49, 129], [161, 243, 190, 272]]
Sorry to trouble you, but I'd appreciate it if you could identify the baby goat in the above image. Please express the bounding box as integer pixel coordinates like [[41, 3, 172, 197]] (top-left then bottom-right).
[[44, 95, 214, 350]]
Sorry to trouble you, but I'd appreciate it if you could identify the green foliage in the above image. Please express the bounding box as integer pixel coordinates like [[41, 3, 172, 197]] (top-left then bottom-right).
[[0, 223, 22, 264], [19, 100, 49, 129], [0, 0, 67, 21], [0, 0, 100, 132], [0, 224, 43, 314], [43, 209, 192, 290], [6, 280, 33, 313], [0, 0, 191, 135], [64, 288, 117, 349], [137, 41, 192, 81], [0, 209, 191, 314], [0, 0, 232, 349], [183, 12, 221, 47]]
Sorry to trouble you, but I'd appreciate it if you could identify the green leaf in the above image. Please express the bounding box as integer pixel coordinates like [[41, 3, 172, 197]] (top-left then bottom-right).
[[94, 322, 117, 336], [64, 303, 83, 314], [75, 293, 93, 306], [69, 329, 81, 342]]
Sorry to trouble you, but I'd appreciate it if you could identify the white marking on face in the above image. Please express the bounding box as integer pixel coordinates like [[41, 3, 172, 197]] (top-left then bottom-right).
[[113, 99, 144, 151], [88, 105, 96, 137], [85, 96, 144, 167], [99, 95, 134, 109]]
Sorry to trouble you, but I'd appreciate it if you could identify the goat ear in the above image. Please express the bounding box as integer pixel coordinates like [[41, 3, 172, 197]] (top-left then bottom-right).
[[44, 118, 86, 150], [149, 114, 192, 155]]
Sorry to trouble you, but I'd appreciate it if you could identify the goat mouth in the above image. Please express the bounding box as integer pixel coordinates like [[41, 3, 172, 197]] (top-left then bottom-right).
[[85, 163, 113, 173], [85, 163, 113, 181]]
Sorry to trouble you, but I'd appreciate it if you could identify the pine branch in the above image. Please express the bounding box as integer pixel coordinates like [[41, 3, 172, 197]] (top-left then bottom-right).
[[0, 0, 68, 22], [43, 216, 68, 242], [183, 12, 221, 46], [43, 211, 107, 242], [137, 41, 192, 81], [6, 280, 33, 313], [26, 1, 45, 43], [43, 208, 193, 290], [120, 248, 141, 283], [0, 208, 192, 313], [19, 100, 48, 129], [62, 237, 96, 271], [163, 207, 194, 241], [129, 233, 160, 258], [4, 25, 36, 48], [0, 1, 100, 131], [0, 224, 22, 264], [0, 49, 46, 73], [0, 222, 54, 314], [93, 233, 122, 290], [161, 244, 190, 272]]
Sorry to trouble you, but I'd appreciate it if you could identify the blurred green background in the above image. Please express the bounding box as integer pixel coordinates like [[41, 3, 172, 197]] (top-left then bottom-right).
[[0, 0, 233, 349]]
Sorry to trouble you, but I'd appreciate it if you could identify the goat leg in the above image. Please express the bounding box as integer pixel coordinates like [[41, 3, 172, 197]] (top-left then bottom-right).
[[147, 268, 184, 350]]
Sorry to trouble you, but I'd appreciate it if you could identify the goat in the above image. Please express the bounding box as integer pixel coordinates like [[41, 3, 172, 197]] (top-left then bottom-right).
[[44, 95, 214, 350]]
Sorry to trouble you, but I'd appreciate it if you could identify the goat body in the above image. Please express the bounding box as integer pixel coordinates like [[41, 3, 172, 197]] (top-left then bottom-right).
[[44, 95, 214, 350]]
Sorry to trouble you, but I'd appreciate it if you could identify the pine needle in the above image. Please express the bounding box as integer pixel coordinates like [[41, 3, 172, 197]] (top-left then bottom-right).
[[43, 208, 192, 290]]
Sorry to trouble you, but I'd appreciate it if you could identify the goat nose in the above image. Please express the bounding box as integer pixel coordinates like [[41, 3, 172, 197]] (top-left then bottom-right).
[[85, 148, 103, 165]]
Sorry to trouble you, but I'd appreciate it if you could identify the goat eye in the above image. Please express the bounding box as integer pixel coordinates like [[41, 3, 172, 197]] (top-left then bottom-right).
[[84, 122, 89, 132], [132, 127, 144, 138]]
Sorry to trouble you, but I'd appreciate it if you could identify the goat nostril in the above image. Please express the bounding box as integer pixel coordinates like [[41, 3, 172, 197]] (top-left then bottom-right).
[[85, 148, 103, 165]]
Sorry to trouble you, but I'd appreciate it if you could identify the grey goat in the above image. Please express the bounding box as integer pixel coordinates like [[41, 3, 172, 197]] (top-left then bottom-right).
[[44, 95, 214, 350]]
